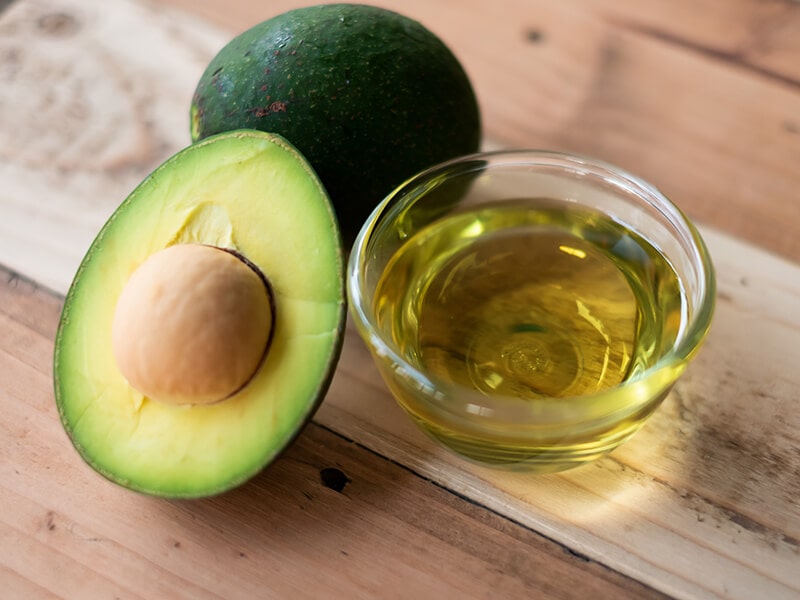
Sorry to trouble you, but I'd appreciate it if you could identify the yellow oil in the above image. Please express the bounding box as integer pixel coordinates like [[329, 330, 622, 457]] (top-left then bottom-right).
[[372, 199, 685, 468]]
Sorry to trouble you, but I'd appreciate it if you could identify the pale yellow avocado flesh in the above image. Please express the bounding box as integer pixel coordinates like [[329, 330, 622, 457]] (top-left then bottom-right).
[[54, 131, 345, 497]]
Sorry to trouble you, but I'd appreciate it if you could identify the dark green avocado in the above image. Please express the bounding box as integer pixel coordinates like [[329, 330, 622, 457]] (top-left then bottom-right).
[[190, 3, 482, 241]]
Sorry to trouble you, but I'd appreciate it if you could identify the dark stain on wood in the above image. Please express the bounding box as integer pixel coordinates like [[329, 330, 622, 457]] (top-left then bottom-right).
[[665, 383, 800, 548]]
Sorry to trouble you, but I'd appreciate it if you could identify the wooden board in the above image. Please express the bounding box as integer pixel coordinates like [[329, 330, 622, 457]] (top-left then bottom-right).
[[323, 228, 800, 599], [1, 0, 799, 598]]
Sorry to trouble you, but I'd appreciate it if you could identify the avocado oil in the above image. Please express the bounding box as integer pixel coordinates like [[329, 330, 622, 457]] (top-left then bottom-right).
[[372, 200, 685, 466]]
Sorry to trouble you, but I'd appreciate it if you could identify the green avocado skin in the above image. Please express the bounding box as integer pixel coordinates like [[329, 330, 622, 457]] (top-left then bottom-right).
[[191, 4, 481, 240]]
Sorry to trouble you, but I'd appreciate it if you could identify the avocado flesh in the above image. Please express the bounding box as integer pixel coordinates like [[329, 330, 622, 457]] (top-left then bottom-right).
[[190, 3, 481, 241], [54, 130, 345, 498]]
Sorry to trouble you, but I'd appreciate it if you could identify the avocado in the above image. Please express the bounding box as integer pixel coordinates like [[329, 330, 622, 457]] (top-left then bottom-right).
[[53, 130, 345, 498], [190, 4, 481, 241]]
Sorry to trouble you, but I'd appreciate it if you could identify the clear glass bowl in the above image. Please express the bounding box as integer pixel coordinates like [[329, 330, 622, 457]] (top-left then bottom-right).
[[347, 150, 715, 472]]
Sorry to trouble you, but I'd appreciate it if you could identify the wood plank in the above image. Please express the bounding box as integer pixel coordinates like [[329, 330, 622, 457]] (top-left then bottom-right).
[[0, 564, 61, 600], [319, 228, 800, 598], [0, 0, 224, 293], [0, 270, 665, 600]]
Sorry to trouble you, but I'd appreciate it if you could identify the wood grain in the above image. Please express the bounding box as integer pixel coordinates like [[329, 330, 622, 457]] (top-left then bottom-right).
[[1, 0, 800, 599], [0, 269, 667, 600]]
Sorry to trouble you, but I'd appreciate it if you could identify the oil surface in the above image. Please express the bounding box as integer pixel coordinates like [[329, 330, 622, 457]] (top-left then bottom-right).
[[374, 199, 685, 404]]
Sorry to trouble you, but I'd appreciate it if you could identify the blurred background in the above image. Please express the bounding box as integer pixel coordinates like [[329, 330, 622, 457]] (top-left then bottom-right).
[[2, 0, 798, 295]]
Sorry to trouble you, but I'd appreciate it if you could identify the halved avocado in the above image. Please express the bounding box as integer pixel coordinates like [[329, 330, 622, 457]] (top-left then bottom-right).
[[53, 130, 345, 498]]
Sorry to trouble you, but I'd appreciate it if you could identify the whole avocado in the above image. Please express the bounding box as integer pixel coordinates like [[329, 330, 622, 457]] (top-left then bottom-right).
[[190, 4, 481, 241]]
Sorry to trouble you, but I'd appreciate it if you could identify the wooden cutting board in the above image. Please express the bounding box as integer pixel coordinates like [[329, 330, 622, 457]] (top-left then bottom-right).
[[1, 0, 799, 598]]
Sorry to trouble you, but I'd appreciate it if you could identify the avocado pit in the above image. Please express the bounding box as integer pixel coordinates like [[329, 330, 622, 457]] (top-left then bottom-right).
[[111, 243, 274, 406]]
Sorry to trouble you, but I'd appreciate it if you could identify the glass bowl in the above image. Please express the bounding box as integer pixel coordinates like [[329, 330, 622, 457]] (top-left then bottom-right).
[[347, 150, 715, 473]]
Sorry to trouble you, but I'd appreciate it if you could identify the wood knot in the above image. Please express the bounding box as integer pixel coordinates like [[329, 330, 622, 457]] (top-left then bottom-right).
[[524, 28, 544, 44], [320, 467, 350, 493]]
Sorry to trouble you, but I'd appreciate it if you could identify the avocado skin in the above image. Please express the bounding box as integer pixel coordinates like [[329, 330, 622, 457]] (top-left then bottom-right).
[[191, 4, 481, 241]]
